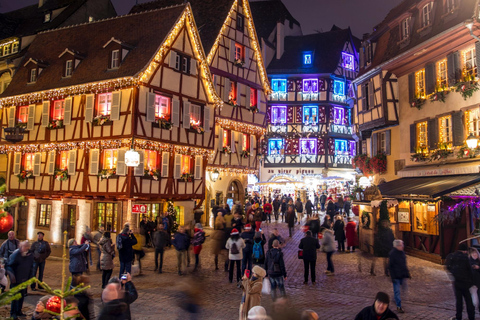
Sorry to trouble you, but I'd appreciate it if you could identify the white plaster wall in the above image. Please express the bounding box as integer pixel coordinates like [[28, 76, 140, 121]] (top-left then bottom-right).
[[50, 200, 63, 244], [27, 199, 37, 240], [77, 199, 91, 243]]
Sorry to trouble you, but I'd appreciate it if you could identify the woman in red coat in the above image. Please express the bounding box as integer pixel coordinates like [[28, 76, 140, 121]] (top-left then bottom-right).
[[345, 217, 358, 252]]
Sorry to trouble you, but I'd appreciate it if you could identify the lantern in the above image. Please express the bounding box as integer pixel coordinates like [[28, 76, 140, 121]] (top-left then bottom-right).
[[125, 149, 140, 167], [210, 169, 220, 182], [46, 296, 66, 314], [0, 212, 13, 233], [466, 133, 479, 149]]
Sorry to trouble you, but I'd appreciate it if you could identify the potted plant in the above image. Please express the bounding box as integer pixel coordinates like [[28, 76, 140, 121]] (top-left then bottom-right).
[[457, 144, 477, 158], [98, 168, 116, 180], [248, 105, 258, 113], [54, 168, 69, 181], [47, 119, 64, 129], [93, 115, 111, 126], [410, 152, 428, 162], [221, 146, 232, 154], [180, 173, 194, 182], [157, 118, 173, 130], [352, 154, 372, 175], [233, 58, 245, 67], [240, 150, 250, 158], [410, 97, 426, 110], [190, 121, 205, 134], [454, 72, 479, 100], [144, 168, 160, 180], [17, 170, 33, 183], [430, 90, 447, 103], [429, 147, 452, 161], [371, 153, 387, 174]]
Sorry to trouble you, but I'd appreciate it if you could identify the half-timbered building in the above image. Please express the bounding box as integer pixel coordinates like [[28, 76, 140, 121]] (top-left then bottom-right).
[[0, 4, 221, 243]]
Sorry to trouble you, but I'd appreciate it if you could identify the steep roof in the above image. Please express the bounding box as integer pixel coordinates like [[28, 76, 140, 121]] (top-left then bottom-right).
[[1, 5, 186, 98], [267, 27, 356, 74], [129, 0, 235, 54], [249, 0, 301, 41]]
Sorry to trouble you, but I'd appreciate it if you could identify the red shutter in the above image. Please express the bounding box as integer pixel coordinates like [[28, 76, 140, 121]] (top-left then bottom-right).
[[319, 106, 326, 123], [287, 107, 294, 123], [317, 139, 326, 155], [296, 106, 302, 123], [328, 138, 335, 155]]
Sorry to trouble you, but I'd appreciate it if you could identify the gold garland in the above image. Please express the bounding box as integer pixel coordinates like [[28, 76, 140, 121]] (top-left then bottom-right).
[[206, 165, 257, 175], [216, 118, 266, 136]]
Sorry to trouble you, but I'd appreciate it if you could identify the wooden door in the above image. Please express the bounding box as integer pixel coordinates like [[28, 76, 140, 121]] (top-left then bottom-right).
[[16, 201, 28, 240], [64, 205, 76, 241]]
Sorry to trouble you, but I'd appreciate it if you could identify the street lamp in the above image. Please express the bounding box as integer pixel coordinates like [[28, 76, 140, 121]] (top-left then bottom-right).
[[210, 169, 220, 182], [466, 133, 479, 149], [125, 137, 140, 167]]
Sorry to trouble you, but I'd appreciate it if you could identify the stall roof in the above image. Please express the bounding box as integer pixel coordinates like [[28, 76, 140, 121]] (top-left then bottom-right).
[[378, 174, 480, 199]]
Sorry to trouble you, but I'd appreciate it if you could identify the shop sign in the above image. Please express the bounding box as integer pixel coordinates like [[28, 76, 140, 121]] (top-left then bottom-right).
[[132, 204, 147, 214], [398, 208, 410, 223]]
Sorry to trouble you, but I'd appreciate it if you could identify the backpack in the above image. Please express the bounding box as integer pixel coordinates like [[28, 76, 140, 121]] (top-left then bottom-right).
[[230, 241, 240, 255], [262, 211, 267, 221], [116, 235, 123, 250], [252, 241, 263, 260]]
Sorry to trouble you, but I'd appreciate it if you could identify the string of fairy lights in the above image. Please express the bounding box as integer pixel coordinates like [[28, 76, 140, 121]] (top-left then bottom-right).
[[206, 165, 258, 176], [216, 118, 266, 136]]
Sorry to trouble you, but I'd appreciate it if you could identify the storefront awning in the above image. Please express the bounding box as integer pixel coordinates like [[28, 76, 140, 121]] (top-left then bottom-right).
[[378, 174, 480, 199], [398, 161, 480, 177], [256, 181, 304, 186]]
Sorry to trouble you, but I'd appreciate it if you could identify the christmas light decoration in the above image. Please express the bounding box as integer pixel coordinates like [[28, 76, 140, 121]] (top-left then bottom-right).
[[206, 166, 257, 176], [215, 118, 265, 136], [438, 115, 452, 146]]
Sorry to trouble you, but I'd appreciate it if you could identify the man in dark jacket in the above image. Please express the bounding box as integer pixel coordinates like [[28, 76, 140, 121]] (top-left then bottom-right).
[[30, 231, 51, 291], [299, 231, 320, 284], [68, 238, 90, 275], [153, 223, 169, 273], [295, 198, 303, 225], [272, 197, 281, 221], [280, 199, 287, 222], [388, 239, 410, 313], [355, 291, 399, 320], [8, 241, 34, 319], [240, 224, 255, 275], [117, 224, 137, 277], [374, 222, 394, 276], [100, 274, 138, 320], [0, 231, 19, 266], [446, 243, 475, 320], [286, 205, 296, 237], [305, 198, 313, 217], [319, 193, 327, 211], [264, 240, 287, 300], [172, 226, 189, 275], [267, 228, 285, 250]]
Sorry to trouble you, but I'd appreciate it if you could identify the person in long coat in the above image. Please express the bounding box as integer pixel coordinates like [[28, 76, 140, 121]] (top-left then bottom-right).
[[286, 205, 296, 237], [239, 265, 266, 320], [68, 239, 90, 276], [99, 232, 115, 288], [345, 217, 358, 252], [333, 216, 346, 252]]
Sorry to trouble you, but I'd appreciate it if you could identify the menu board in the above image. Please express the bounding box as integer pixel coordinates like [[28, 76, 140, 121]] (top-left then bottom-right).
[[398, 208, 410, 223]]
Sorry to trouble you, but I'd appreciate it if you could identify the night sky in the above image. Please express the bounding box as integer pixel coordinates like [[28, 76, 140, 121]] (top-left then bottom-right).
[[0, 0, 403, 38]]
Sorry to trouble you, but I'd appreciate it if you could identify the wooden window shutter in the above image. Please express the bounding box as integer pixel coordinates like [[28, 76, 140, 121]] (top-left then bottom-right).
[[174, 154, 182, 179], [231, 130, 236, 153], [134, 150, 144, 176], [410, 124, 417, 153], [244, 47, 250, 67], [223, 78, 231, 102], [183, 101, 191, 129], [85, 94, 94, 122], [425, 63, 436, 95], [230, 40, 236, 61], [372, 133, 378, 155], [13, 152, 21, 175], [217, 127, 224, 150], [27, 105, 35, 131], [8, 107, 16, 128], [447, 51, 460, 86], [172, 97, 180, 127], [161, 152, 170, 177], [427, 118, 438, 150], [63, 97, 73, 125], [33, 152, 41, 177], [238, 132, 244, 151], [190, 59, 197, 76], [89, 149, 100, 175], [452, 111, 464, 147], [360, 84, 366, 111], [237, 82, 243, 106], [110, 91, 121, 121], [476, 42, 480, 73], [116, 148, 127, 176], [204, 106, 211, 132], [146, 92, 156, 122], [385, 130, 391, 155], [169, 51, 177, 69], [245, 86, 251, 108], [250, 135, 255, 156], [408, 73, 415, 103], [368, 81, 375, 108], [47, 151, 55, 175], [41, 101, 50, 127], [68, 149, 77, 176], [257, 90, 262, 112], [194, 155, 202, 179]]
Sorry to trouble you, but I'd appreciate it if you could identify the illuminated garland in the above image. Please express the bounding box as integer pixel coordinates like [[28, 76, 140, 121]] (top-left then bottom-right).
[[206, 166, 257, 175], [216, 118, 266, 136]]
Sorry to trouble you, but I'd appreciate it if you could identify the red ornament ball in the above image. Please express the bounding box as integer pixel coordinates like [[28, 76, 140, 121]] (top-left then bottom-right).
[[0, 213, 13, 233], [46, 296, 66, 314]]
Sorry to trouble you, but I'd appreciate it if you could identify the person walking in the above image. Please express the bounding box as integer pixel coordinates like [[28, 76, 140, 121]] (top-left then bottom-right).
[[264, 240, 287, 300], [68, 238, 90, 276], [93, 225, 105, 271], [333, 216, 346, 252], [80, 227, 94, 273], [299, 230, 320, 284], [305, 198, 313, 218], [295, 198, 304, 225], [267, 228, 284, 250], [286, 204, 296, 238], [239, 265, 266, 320], [374, 221, 394, 276], [264, 201, 273, 224], [132, 229, 145, 274], [319, 192, 327, 212], [306, 214, 321, 239], [192, 223, 206, 271], [388, 239, 410, 313], [8, 241, 34, 320], [226, 228, 246, 284], [280, 199, 287, 223], [30, 231, 51, 291], [153, 223, 169, 273], [337, 195, 344, 216], [241, 224, 255, 275], [326, 199, 336, 222], [354, 292, 399, 320], [446, 243, 475, 320], [0, 231, 19, 266], [253, 206, 263, 232], [273, 197, 281, 221], [252, 231, 267, 267], [321, 228, 335, 275], [99, 232, 115, 288], [344, 197, 351, 217], [346, 217, 358, 252], [116, 224, 138, 277], [469, 247, 480, 313], [173, 225, 190, 276]]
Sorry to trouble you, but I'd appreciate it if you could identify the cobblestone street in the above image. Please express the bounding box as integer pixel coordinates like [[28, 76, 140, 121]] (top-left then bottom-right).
[[5, 219, 476, 319]]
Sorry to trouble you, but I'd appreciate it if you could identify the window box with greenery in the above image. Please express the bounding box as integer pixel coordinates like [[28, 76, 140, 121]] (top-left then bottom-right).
[[144, 168, 160, 180], [240, 150, 250, 158], [226, 99, 238, 107], [154, 117, 173, 130], [98, 168, 117, 180], [47, 119, 64, 130], [429, 144, 453, 161], [352, 154, 372, 175], [221, 146, 232, 154], [93, 115, 112, 126], [180, 173, 194, 182], [410, 97, 426, 109], [411, 152, 428, 162], [457, 144, 480, 158], [430, 90, 448, 103], [370, 153, 387, 174], [454, 73, 479, 100], [5, 123, 27, 134], [54, 168, 69, 181], [17, 170, 33, 183], [233, 58, 245, 68], [190, 121, 205, 134], [248, 105, 258, 113]]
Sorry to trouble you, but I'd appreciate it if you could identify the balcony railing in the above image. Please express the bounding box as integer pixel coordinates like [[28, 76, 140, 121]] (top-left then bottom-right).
[[329, 124, 353, 135], [269, 125, 287, 134], [269, 92, 287, 101], [302, 124, 319, 133]]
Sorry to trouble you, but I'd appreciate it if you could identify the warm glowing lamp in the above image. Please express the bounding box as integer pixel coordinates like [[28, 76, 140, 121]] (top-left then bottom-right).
[[466, 133, 479, 149], [125, 137, 140, 167], [211, 169, 220, 182]]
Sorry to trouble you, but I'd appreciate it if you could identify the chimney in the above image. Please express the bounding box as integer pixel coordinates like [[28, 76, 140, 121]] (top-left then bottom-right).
[[39, 0, 44, 7], [276, 21, 285, 60]]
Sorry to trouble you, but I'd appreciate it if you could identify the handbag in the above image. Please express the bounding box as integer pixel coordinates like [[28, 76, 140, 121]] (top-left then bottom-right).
[[298, 249, 303, 259], [262, 277, 271, 295]]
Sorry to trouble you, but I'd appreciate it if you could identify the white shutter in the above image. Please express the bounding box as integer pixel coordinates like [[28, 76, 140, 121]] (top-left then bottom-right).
[[134, 150, 144, 176], [237, 82, 243, 106], [169, 51, 177, 69], [63, 97, 72, 125], [172, 97, 180, 127], [217, 127, 224, 150], [161, 152, 169, 177], [238, 132, 244, 151], [13, 152, 21, 175], [174, 154, 182, 179], [68, 149, 77, 176], [146, 92, 156, 122], [250, 135, 255, 156], [231, 130, 236, 153], [204, 106, 211, 132], [41, 101, 50, 127], [245, 47, 250, 66], [110, 91, 121, 121], [85, 94, 94, 122], [47, 151, 55, 175], [190, 59, 197, 76], [33, 152, 41, 177], [116, 149, 126, 176], [245, 86, 251, 108], [89, 149, 100, 175], [27, 105, 35, 131], [223, 78, 231, 102], [194, 155, 202, 179], [257, 90, 262, 112], [183, 101, 191, 129], [8, 107, 15, 128], [230, 40, 236, 61]]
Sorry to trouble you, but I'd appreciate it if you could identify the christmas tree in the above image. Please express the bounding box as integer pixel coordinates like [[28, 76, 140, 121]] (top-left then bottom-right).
[[166, 200, 179, 233]]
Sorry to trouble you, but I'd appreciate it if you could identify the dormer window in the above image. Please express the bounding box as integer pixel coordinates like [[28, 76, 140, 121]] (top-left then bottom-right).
[[12, 41, 19, 53], [422, 2, 433, 27], [237, 14, 244, 31], [29, 69, 37, 83], [44, 12, 51, 23], [341, 52, 354, 70], [111, 50, 120, 69], [445, 0, 457, 13], [303, 53, 312, 65], [65, 60, 73, 77], [89, 16, 94, 22], [3, 45, 10, 56], [401, 17, 411, 40]]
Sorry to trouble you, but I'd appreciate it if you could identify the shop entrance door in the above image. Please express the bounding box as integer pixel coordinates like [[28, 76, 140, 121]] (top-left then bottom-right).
[[64, 205, 76, 241], [16, 202, 28, 240]]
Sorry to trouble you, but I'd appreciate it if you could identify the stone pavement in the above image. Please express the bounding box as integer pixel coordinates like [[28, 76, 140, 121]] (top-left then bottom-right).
[[5, 217, 478, 319]]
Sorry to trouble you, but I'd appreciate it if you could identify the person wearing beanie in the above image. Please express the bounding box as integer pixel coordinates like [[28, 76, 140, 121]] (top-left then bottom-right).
[[446, 242, 475, 320], [32, 295, 53, 320], [354, 291, 398, 320], [191, 223, 206, 272], [240, 265, 266, 320], [388, 240, 410, 313], [226, 228, 246, 283], [241, 224, 256, 275], [248, 306, 271, 320]]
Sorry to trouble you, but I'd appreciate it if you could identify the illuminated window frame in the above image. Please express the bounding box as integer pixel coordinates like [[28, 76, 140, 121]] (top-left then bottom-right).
[[334, 139, 348, 155], [181, 155, 191, 175], [438, 115, 452, 145], [234, 43, 244, 61], [103, 149, 118, 169], [437, 59, 448, 89], [24, 153, 35, 171], [462, 47, 477, 77], [422, 2, 433, 28], [155, 94, 171, 120], [268, 138, 284, 156], [271, 105, 287, 124], [333, 80, 345, 96], [65, 60, 73, 77], [96, 203, 118, 233], [342, 52, 354, 70], [37, 204, 51, 228], [52, 99, 65, 120], [271, 79, 287, 93], [18, 106, 28, 123], [97, 92, 112, 116], [60, 150, 69, 170], [303, 53, 312, 65], [242, 133, 250, 151], [302, 79, 318, 94], [417, 121, 428, 150], [144, 150, 157, 170], [299, 138, 317, 155], [467, 108, 480, 138], [333, 107, 345, 125], [111, 50, 120, 69], [415, 69, 426, 98], [303, 106, 318, 124]]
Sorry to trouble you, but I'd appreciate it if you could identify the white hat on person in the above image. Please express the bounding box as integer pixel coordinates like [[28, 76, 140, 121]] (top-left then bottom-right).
[[248, 306, 270, 320]]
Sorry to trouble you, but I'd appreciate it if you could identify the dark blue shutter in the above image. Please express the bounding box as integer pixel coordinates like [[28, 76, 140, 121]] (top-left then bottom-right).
[[410, 124, 416, 153], [372, 132, 378, 155], [447, 52, 460, 86], [452, 111, 464, 147], [408, 73, 415, 103], [425, 63, 436, 94], [427, 118, 438, 150], [385, 130, 391, 155]]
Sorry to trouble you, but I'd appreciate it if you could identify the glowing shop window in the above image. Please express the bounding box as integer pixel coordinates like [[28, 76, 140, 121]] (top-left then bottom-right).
[[60, 151, 69, 170], [303, 79, 318, 94], [98, 93, 112, 116], [333, 107, 345, 125], [342, 52, 354, 70], [271, 79, 286, 93], [104, 149, 118, 169], [242, 133, 249, 151], [24, 153, 35, 171], [303, 106, 318, 124], [52, 100, 65, 120], [18, 106, 28, 123], [349, 141, 357, 156], [229, 81, 237, 102], [299, 138, 317, 155], [268, 139, 284, 156], [144, 150, 157, 170], [181, 155, 190, 174], [155, 95, 170, 120], [334, 139, 348, 155], [223, 129, 230, 147], [333, 80, 345, 96], [303, 53, 312, 65], [271, 106, 287, 124]]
